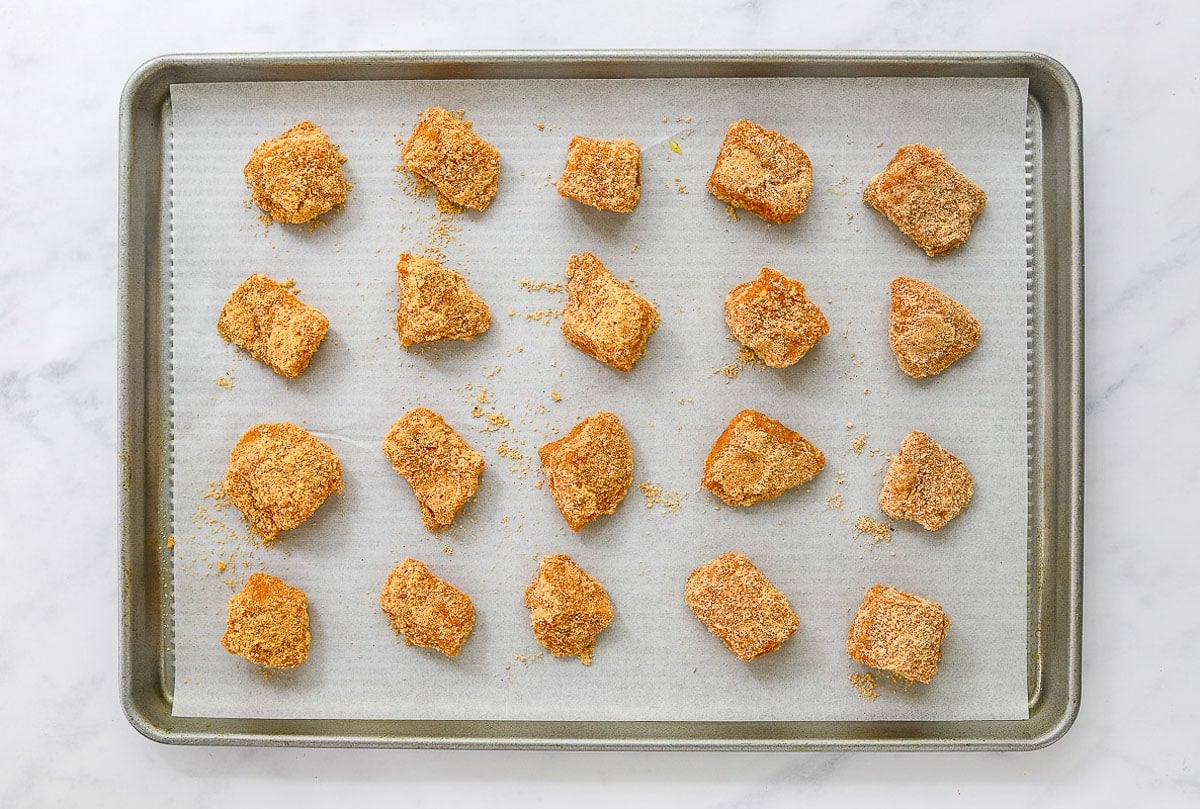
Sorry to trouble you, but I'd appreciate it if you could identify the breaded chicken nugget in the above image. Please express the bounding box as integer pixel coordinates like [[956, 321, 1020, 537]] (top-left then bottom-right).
[[382, 408, 484, 531], [725, 267, 829, 368], [561, 252, 659, 372], [878, 431, 973, 530], [524, 554, 613, 665], [221, 573, 311, 668], [395, 253, 491, 347], [401, 107, 500, 211], [380, 558, 475, 657], [558, 136, 642, 212], [706, 120, 812, 224], [847, 584, 950, 683], [863, 144, 986, 256], [244, 121, 349, 224], [224, 423, 344, 543], [686, 552, 798, 661], [539, 411, 634, 531], [217, 274, 329, 378], [702, 409, 825, 506], [888, 276, 981, 378]]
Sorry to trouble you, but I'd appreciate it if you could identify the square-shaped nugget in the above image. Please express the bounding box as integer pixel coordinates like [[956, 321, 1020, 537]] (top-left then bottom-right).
[[702, 409, 825, 507], [879, 430, 974, 531], [558, 136, 642, 213], [221, 573, 311, 668], [396, 253, 491, 347], [218, 274, 329, 378], [889, 276, 981, 378], [686, 552, 798, 661], [863, 144, 987, 257], [244, 121, 350, 224], [525, 554, 613, 665], [380, 558, 475, 657], [383, 408, 484, 531], [706, 119, 813, 224], [224, 423, 344, 543], [539, 411, 633, 531], [725, 267, 829, 368], [561, 252, 659, 371], [401, 107, 500, 211], [847, 584, 950, 683]]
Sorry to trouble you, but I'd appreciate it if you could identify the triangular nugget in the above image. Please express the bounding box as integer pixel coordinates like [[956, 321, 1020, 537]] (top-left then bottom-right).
[[889, 276, 981, 378], [701, 409, 825, 506], [879, 431, 973, 530], [396, 254, 491, 348], [383, 408, 484, 530], [525, 554, 614, 665]]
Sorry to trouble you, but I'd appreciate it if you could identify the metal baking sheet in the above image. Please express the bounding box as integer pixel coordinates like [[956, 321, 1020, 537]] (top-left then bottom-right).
[[117, 48, 1084, 744]]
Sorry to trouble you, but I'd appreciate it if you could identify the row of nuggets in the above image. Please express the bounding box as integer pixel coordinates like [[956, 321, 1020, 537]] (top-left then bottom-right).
[[222, 557, 950, 683], [223, 409, 973, 545], [218, 255, 982, 381], [246, 110, 987, 258]]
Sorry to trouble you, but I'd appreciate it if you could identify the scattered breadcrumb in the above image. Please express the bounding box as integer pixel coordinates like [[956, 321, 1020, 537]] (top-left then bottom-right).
[[535, 122, 546, 131], [550, 390, 562, 402], [519, 278, 566, 293], [855, 515, 893, 544], [638, 481, 683, 515], [166, 536, 176, 549], [850, 672, 879, 701], [825, 493, 844, 511], [851, 433, 869, 454]]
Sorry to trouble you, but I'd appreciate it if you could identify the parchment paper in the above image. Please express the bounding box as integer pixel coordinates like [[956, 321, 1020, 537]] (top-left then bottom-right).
[[168, 76, 1031, 721]]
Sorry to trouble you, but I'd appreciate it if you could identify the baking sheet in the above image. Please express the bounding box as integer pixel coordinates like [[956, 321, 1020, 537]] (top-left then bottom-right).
[[168, 76, 1030, 721]]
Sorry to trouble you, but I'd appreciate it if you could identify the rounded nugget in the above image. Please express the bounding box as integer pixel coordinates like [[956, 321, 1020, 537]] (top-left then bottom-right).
[[539, 411, 634, 531], [224, 423, 344, 543], [217, 274, 329, 378], [558, 136, 642, 213], [686, 552, 798, 661], [221, 572, 311, 669], [561, 252, 659, 372], [524, 554, 613, 665], [382, 408, 484, 531], [380, 559, 475, 658], [847, 584, 950, 683], [244, 121, 350, 224], [401, 107, 500, 211], [706, 119, 813, 224], [725, 267, 829, 368], [395, 253, 491, 347]]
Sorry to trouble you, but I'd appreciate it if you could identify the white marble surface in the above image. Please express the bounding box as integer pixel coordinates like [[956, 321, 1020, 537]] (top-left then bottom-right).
[[1, 0, 1198, 805]]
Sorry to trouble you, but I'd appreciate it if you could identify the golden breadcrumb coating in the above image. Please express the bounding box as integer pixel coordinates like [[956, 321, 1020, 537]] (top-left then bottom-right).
[[702, 409, 825, 506], [395, 253, 491, 347], [382, 408, 484, 531], [539, 411, 634, 531], [379, 558, 475, 657], [224, 423, 344, 543], [879, 431, 974, 530], [847, 584, 950, 683], [217, 274, 329, 378], [401, 107, 500, 211], [863, 144, 987, 257], [524, 554, 613, 665], [561, 252, 659, 371], [724, 267, 829, 368], [557, 136, 642, 213], [685, 551, 798, 661], [706, 119, 812, 224], [221, 572, 311, 668], [888, 276, 981, 378], [243, 121, 349, 224]]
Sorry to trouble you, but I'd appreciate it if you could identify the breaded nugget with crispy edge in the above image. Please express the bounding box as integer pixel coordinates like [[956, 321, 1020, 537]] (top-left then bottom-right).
[[383, 408, 484, 531], [863, 144, 987, 257], [380, 558, 475, 657], [725, 267, 829, 368], [879, 430, 973, 530], [221, 572, 311, 668], [702, 409, 825, 507], [244, 121, 349, 224], [888, 276, 981, 378], [706, 119, 813, 224], [395, 253, 491, 348], [539, 411, 634, 531], [557, 136, 642, 213], [847, 584, 950, 683], [561, 252, 659, 371], [524, 554, 613, 665], [217, 274, 329, 378], [224, 423, 344, 543], [686, 552, 799, 661], [401, 107, 500, 211]]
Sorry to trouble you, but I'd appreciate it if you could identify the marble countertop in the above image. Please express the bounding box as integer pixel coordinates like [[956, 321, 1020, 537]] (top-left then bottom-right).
[[2, 0, 1198, 805]]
